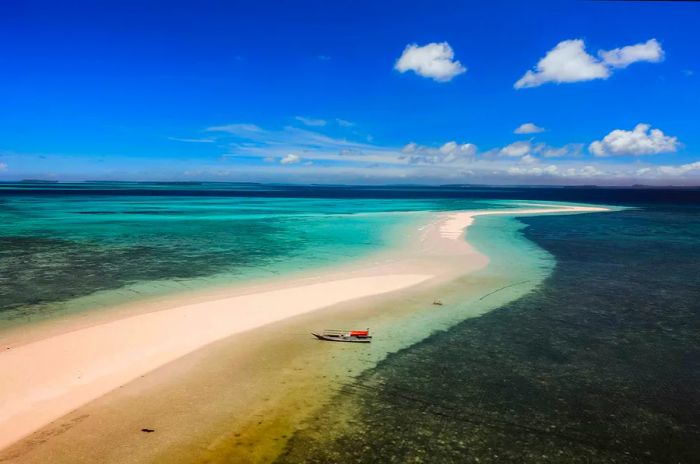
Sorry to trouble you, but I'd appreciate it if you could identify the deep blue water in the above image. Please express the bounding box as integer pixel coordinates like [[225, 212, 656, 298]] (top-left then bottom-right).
[[2, 181, 699, 205], [277, 196, 700, 463]]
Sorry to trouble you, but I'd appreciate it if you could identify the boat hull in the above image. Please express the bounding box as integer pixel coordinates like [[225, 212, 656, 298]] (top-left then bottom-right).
[[312, 333, 372, 343]]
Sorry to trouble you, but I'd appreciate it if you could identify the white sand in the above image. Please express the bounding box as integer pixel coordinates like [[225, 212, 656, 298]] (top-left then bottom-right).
[[0, 203, 608, 451], [439, 205, 609, 240], [0, 274, 432, 450]]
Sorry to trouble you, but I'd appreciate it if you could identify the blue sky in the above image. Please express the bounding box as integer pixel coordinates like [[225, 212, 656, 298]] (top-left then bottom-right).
[[1, 0, 699, 185]]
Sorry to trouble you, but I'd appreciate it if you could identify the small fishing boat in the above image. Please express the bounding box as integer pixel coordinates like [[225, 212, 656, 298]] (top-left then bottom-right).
[[312, 329, 372, 343]]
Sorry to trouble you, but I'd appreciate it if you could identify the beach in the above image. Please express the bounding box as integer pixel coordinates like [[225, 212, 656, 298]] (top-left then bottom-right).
[[0, 204, 607, 462]]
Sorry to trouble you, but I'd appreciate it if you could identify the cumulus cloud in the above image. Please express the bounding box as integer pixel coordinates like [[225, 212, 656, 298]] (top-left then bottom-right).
[[401, 141, 476, 163], [514, 123, 545, 134], [199, 120, 697, 185], [440, 141, 477, 157], [507, 163, 606, 179], [507, 164, 559, 176], [280, 154, 301, 164], [490, 141, 582, 160], [515, 40, 609, 89], [654, 161, 700, 177], [515, 38, 663, 89], [295, 116, 327, 127], [520, 154, 539, 164], [395, 42, 466, 82], [577, 165, 605, 177], [635, 161, 700, 179], [401, 143, 419, 153], [589, 123, 679, 156], [538, 143, 584, 158], [499, 141, 532, 157], [599, 39, 664, 69]]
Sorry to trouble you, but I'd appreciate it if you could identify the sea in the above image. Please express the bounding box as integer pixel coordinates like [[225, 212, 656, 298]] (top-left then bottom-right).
[[0, 182, 563, 331], [1, 182, 699, 462]]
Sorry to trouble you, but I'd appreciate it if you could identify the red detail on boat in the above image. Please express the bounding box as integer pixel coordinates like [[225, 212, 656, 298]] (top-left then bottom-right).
[[349, 330, 369, 336]]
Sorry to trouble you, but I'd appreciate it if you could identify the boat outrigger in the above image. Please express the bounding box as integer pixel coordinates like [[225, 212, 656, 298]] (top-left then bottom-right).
[[312, 329, 372, 343]]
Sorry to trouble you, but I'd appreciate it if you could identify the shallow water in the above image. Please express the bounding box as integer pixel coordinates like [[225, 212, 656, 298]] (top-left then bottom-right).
[[277, 203, 700, 463], [171, 212, 560, 464], [0, 195, 414, 327], [0, 184, 539, 331]]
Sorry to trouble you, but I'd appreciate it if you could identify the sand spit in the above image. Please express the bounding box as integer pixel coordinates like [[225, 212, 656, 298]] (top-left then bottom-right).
[[0, 203, 608, 455]]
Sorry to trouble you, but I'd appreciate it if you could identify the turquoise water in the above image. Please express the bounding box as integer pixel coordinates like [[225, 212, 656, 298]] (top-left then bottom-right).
[[0, 188, 540, 330]]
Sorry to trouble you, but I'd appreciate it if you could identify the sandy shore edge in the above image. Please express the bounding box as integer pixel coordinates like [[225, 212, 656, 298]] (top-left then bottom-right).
[[0, 204, 608, 452]]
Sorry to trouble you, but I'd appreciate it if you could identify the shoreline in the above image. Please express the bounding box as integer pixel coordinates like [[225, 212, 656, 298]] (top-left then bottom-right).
[[0, 210, 431, 344], [0, 204, 608, 458], [0, 209, 443, 349]]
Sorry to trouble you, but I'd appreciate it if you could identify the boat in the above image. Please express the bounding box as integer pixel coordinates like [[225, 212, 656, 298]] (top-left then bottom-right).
[[312, 329, 372, 343]]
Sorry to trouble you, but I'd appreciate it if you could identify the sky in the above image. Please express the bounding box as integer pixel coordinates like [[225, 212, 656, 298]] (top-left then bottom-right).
[[1, 0, 699, 185]]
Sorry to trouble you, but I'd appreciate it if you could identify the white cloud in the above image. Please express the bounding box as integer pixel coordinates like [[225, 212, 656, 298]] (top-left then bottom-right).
[[507, 163, 607, 179], [198, 120, 698, 185], [515, 39, 609, 89], [520, 154, 539, 164], [578, 165, 604, 177], [440, 141, 477, 156], [401, 141, 476, 163], [295, 116, 327, 127], [655, 161, 700, 176], [401, 142, 419, 153], [168, 137, 215, 143], [589, 123, 679, 156], [210, 122, 402, 168], [515, 38, 664, 89], [489, 141, 582, 160], [440, 141, 477, 162], [557, 165, 605, 178], [206, 123, 263, 135], [338, 148, 364, 157], [280, 154, 301, 164], [537, 143, 584, 158], [500, 141, 532, 157], [634, 161, 700, 179], [395, 42, 466, 82], [335, 118, 354, 127], [599, 39, 664, 69], [514, 123, 545, 134], [0, 162, 7, 172], [507, 164, 559, 176]]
